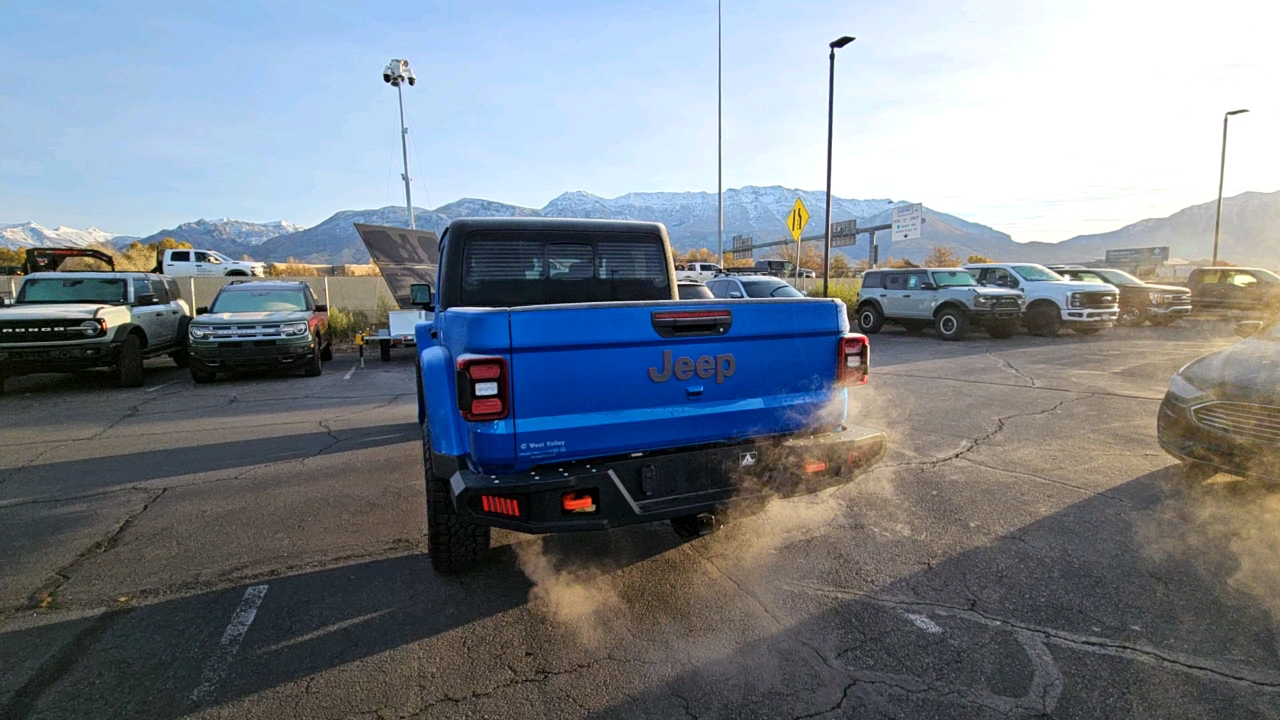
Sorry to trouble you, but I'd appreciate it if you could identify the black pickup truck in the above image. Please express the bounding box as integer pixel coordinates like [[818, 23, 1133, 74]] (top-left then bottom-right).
[[1051, 267, 1191, 327], [1185, 267, 1280, 316]]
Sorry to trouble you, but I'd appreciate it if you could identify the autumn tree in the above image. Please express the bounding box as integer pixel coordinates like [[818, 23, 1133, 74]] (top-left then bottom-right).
[[0, 247, 24, 267], [828, 253, 852, 278], [923, 246, 962, 267], [675, 247, 720, 264], [884, 257, 919, 269], [967, 254, 993, 264]]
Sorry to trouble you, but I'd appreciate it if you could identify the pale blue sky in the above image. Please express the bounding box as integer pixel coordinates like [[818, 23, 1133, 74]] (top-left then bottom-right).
[[1, 0, 1274, 241]]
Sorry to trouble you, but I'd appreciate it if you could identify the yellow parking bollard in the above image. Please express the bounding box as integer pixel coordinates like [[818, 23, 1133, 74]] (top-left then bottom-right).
[[356, 332, 365, 367]]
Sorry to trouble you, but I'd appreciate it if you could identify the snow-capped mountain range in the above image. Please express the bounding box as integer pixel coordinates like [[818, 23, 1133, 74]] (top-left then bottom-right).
[[6, 187, 1278, 267], [0, 222, 135, 249]]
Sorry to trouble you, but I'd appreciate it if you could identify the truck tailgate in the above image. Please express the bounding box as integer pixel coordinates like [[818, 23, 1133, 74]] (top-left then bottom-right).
[[507, 299, 849, 467]]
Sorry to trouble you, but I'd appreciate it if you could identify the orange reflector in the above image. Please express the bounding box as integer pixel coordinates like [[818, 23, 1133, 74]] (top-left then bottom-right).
[[562, 492, 596, 512], [480, 495, 519, 517], [803, 460, 827, 473]]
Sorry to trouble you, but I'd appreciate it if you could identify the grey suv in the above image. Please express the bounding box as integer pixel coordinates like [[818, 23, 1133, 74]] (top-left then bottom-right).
[[855, 268, 1023, 340]]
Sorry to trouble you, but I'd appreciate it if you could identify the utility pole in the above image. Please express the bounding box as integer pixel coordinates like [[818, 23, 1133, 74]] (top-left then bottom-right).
[[1213, 109, 1249, 264], [823, 36, 854, 298], [383, 59, 418, 230], [717, 0, 724, 267]]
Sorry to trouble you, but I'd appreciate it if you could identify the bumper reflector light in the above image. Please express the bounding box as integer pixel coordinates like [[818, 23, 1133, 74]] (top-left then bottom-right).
[[562, 491, 597, 513], [803, 460, 827, 473], [481, 495, 520, 516]]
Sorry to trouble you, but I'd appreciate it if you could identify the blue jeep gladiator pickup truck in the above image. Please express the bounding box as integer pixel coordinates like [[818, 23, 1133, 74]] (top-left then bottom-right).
[[412, 218, 886, 572]]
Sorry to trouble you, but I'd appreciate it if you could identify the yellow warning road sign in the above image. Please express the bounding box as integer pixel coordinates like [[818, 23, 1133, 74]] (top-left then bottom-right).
[[786, 198, 810, 241]]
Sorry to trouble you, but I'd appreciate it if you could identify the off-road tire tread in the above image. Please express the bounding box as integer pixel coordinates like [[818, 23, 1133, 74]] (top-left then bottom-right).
[[424, 430, 489, 573], [935, 308, 968, 341], [1026, 305, 1061, 337], [116, 334, 145, 387]]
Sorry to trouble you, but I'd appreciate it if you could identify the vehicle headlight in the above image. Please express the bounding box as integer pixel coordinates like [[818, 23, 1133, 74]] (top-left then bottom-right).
[[1149, 291, 1164, 304], [973, 295, 995, 307], [189, 325, 213, 339], [282, 322, 309, 337], [1167, 373, 1206, 403], [1069, 292, 1083, 308], [79, 319, 106, 336]]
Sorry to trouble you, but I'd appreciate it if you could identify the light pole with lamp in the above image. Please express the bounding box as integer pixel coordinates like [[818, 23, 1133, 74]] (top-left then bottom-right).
[[1212, 109, 1248, 264], [822, 36, 855, 298], [383, 59, 418, 229]]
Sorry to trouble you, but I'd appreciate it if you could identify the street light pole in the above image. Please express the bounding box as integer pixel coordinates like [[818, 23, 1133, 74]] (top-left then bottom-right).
[[717, 0, 724, 268], [1212, 108, 1249, 265], [383, 59, 418, 230], [823, 36, 854, 298]]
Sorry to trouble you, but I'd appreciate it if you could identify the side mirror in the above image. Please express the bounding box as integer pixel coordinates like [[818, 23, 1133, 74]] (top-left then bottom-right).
[[1235, 320, 1263, 338], [314, 304, 328, 313], [409, 283, 435, 310], [196, 306, 209, 315], [921, 283, 937, 291], [728, 291, 744, 299]]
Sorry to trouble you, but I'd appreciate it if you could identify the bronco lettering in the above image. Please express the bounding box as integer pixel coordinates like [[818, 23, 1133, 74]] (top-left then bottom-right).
[[649, 350, 735, 384]]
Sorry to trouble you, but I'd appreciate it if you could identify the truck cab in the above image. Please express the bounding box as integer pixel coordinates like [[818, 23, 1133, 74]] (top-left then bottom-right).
[[414, 217, 885, 573], [160, 248, 266, 277]]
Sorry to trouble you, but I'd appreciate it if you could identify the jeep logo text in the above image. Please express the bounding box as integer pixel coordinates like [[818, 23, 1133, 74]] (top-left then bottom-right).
[[648, 350, 735, 384]]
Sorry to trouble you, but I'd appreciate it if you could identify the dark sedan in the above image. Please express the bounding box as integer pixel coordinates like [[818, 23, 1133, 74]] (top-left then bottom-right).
[[1158, 318, 1280, 480], [1053, 267, 1190, 327]]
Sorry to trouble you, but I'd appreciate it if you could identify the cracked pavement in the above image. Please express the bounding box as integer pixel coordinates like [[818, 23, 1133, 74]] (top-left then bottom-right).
[[3, 324, 1280, 719]]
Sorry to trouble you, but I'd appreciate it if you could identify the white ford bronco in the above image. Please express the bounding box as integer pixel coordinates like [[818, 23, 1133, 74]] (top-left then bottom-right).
[[0, 249, 191, 392]]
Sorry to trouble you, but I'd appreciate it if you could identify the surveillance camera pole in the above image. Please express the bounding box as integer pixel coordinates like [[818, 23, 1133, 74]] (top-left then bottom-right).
[[1212, 108, 1248, 264], [396, 80, 415, 230]]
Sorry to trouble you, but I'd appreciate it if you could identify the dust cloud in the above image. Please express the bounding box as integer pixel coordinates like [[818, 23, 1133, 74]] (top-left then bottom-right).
[[513, 536, 625, 644]]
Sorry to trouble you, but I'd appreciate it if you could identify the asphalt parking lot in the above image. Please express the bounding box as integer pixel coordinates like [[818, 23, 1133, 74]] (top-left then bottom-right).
[[3, 322, 1279, 719]]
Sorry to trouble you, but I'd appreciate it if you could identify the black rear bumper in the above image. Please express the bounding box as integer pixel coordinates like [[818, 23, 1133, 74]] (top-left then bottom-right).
[[448, 424, 887, 533]]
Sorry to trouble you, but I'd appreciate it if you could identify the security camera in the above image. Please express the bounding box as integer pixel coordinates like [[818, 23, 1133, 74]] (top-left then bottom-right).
[[406, 75, 415, 86], [383, 73, 391, 83]]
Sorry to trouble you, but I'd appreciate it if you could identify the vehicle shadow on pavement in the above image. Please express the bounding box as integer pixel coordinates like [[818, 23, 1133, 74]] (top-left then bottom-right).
[[583, 467, 1280, 719], [1, 425, 418, 502], [0, 526, 685, 719]]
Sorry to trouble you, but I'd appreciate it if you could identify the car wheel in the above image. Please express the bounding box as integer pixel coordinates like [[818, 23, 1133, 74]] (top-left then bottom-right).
[[380, 339, 392, 362], [425, 428, 489, 573], [985, 318, 1019, 339], [856, 304, 884, 334], [1117, 307, 1146, 327], [934, 308, 969, 341], [320, 334, 333, 361], [116, 334, 145, 387], [191, 367, 216, 384], [304, 347, 323, 377], [1024, 305, 1061, 337]]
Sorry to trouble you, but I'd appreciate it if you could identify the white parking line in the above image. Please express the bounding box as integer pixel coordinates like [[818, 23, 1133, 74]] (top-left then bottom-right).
[[144, 380, 180, 392], [190, 584, 269, 704], [343, 362, 359, 380]]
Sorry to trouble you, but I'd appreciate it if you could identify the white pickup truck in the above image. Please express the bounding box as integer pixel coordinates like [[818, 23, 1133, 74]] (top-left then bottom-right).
[[675, 262, 724, 282], [158, 248, 266, 277]]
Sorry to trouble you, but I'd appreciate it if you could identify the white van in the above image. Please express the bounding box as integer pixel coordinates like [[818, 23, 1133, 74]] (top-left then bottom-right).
[[160, 249, 266, 277]]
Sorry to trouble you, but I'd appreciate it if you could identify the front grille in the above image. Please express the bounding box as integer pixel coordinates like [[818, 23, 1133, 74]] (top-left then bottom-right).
[[1193, 402, 1280, 446], [0, 320, 97, 344], [201, 325, 287, 341], [1079, 292, 1117, 309], [993, 297, 1020, 309], [1164, 293, 1191, 305]]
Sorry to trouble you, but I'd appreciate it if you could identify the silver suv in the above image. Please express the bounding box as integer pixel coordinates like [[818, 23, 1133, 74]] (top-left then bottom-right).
[[855, 268, 1023, 340]]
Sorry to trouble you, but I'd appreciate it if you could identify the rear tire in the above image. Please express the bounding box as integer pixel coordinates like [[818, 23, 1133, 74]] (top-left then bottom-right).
[[380, 340, 392, 362], [934, 308, 969, 341], [320, 335, 333, 361], [1025, 305, 1061, 337], [985, 318, 1019, 339], [856, 304, 884, 334], [116, 334, 145, 387], [425, 430, 489, 573]]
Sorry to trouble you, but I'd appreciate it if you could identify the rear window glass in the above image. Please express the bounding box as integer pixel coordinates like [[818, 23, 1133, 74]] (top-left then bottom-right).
[[861, 272, 884, 289], [741, 279, 804, 298], [457, 231, 670, 307]]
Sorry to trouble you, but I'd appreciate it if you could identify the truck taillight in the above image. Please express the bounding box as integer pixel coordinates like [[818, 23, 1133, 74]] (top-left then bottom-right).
[[457, 355, 509, 421], [838, 334, 869, 385]]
